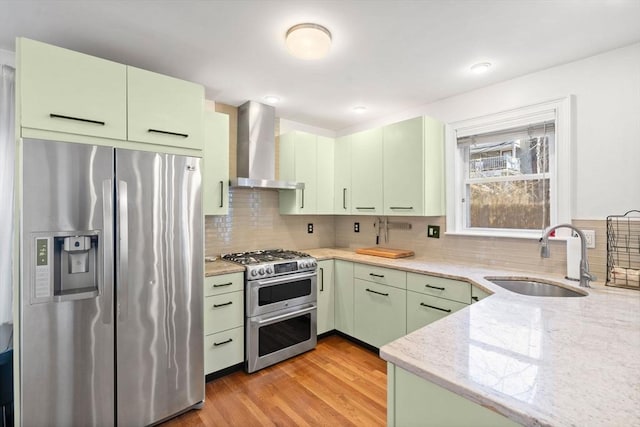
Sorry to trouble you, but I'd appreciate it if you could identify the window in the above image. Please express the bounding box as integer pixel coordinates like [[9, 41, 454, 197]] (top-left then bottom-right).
[[446, 97, 572, 238]]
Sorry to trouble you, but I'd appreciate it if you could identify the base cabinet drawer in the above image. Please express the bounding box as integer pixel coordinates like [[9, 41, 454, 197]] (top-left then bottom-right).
[[204, 272, 244, 297], [406, 292, 468, 333], [354, 264, 406, 289], [354, 280, 406, 348], [204, 327, 244, 374], [204, 291, 244, 336], [407, 272, 471, 304]]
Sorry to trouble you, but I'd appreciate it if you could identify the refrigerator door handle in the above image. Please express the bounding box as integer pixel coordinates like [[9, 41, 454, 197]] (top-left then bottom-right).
[[117, 180, 129, 322], [102, 179, 114, 324]]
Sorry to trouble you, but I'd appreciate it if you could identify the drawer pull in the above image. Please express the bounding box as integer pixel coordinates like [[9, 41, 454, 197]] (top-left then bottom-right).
[[390, 206, 413, 210], [213, 301, 233, 308], [219, 180, 224, 208], [425, 284, 445, 291], [148, 128, 189, 138], [213, 338, 233, 347], [356, 207, 376, 210], [366, 288, 389, 297], [420, 302, 451, 313], [471, 296, 479, 302], [369, 273, 385, 278], [213, 282, 233, 288], [50, 113, 105, 126]]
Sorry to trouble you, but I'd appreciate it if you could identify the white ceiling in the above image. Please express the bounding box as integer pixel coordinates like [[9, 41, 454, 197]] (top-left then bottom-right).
[[1, 0, 639, 131]]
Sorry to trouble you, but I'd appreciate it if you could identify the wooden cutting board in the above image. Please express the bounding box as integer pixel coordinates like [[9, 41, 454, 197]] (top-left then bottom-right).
[[355, 247, 415, 259]]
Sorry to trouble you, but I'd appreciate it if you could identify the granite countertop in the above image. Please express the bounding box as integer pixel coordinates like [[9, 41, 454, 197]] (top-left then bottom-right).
[[304, 248, 640, 427], [204, 259, 245, 277]]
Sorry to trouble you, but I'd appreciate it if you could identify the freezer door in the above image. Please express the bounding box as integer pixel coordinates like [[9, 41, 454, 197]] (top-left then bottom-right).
[[115, 149, 204, 426], [20, 139, 115, 427]]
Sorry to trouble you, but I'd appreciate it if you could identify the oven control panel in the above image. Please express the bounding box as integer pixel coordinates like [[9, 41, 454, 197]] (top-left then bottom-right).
[[247, 258, 317, 279]]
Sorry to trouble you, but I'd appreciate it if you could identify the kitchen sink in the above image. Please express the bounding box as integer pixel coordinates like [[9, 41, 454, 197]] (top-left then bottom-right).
[[485, 277, 587, 297]]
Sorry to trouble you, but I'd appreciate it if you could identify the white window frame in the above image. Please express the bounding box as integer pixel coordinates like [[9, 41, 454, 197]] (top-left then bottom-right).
[[445, 96, 574, 239]]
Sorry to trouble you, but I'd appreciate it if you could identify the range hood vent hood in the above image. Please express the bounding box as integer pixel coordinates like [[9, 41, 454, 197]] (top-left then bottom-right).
[[230, 101, 304, 190]]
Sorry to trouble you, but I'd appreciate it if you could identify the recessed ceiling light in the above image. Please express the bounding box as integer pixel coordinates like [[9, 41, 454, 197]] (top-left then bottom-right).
[[353, 106, 367, 114], [285, 23, 332, 60], [264, 95, 280, 104], [470, 62, 492, 74]]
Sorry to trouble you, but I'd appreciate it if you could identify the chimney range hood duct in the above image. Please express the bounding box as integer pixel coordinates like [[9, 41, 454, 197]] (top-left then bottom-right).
[[230, 101, 304, 190]]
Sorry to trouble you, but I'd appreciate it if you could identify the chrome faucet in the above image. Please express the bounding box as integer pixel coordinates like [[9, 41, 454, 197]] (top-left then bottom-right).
[[540, 224, 596, 288]]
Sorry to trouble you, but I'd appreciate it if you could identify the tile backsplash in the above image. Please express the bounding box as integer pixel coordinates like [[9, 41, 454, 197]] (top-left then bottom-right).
[[205, 188, 335, 256], [205, 190, 607, 280]]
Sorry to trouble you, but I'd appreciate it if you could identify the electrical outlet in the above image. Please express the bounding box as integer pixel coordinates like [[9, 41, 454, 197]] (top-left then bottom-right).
[[354, 222, 360, 233], [427, 225, 440, 238], [307, 223, 313, 234], [582, 229, 595, 248]]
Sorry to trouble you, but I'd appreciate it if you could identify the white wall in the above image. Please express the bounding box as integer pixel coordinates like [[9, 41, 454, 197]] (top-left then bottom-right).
[[339, 43, 640, 219], [0, 48, 15, 67]]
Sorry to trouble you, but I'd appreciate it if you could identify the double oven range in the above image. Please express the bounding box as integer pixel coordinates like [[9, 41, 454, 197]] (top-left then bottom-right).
[[221, 249, 318, 373]]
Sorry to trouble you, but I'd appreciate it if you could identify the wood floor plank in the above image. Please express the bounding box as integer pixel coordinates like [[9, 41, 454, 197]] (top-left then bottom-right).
[[161, 335, 386, 426]]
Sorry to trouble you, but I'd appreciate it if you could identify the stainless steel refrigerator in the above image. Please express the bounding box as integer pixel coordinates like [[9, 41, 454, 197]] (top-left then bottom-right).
[[19, 138, 204, 426]]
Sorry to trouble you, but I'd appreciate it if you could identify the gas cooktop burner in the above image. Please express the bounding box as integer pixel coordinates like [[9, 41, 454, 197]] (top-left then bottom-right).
[[221, 249, 317, 279], [222, 249, 311, 265]]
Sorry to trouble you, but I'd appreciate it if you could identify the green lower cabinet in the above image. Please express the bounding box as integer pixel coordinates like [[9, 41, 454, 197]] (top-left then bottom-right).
[[334, 260, 354, 335], [204, 327, 244, 375], [472, 285, 491, 303], [389, 364, 518, 427], [354, 279, 406, 348], [406, 292, 468, 334], [317, 260, 335, 335]]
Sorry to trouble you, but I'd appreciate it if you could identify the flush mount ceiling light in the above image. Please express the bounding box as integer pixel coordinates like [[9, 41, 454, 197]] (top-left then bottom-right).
[[470, 62, 492, 74], [263, 95, 280, 104], [285, 23, 332, 60], [352, 106, 367, 114]]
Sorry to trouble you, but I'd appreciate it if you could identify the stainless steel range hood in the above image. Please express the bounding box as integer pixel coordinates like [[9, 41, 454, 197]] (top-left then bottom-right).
[[230, 101, 304, 190]]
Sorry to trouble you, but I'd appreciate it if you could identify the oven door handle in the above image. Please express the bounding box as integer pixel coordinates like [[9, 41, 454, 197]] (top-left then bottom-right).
[[252, 271, 317, 287], [257, 304, 317, 326]]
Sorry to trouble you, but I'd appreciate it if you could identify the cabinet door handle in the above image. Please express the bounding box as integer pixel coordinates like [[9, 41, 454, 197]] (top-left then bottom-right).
[[471, 296, 479, 302], [148, 128, 189, 138], [219, 180, 224, 208], [420, 302, 451, 313], [320, 267, 324, 292], [343, 188, 347, 209], [213, 301, 233, 308], [366, 288, 389, 297], [369, 273, 385, 278], [301, 188, 305, 209], [213, 338, 233, 347], [213, 282, 233, 288], [390, 206, 413, 210], [425, 284, 445, 291], [356, 207, 375, 210], [50, 113, 105, 126]]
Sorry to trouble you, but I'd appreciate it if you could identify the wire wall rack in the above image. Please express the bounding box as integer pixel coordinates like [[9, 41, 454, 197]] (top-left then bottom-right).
[[606, 210, 640, 290]]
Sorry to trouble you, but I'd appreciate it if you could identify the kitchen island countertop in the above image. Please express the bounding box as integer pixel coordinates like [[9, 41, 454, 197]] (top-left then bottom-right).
[[304, 247, 640, 427]]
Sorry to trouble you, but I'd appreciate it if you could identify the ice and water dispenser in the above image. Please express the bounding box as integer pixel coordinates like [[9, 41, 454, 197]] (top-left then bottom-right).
[[32, 232, 100, 303]]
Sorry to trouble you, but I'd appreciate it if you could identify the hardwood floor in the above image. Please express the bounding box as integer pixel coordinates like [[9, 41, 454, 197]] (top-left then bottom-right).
[[162, 335, 387, 426]]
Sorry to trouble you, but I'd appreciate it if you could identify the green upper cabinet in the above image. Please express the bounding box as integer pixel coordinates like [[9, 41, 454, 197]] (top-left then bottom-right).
[[351, 128, 383, 215], [333, 135, 352, 214], [203, 111, 230, 216], [127, 66, 204, 150], [316, 136, 335, 214], [279, 131, 334, 215], [382, 116, 445, 216], [422, 116, 445, 216], [19, 38, 127, 140], [383, 117, 425, 216]]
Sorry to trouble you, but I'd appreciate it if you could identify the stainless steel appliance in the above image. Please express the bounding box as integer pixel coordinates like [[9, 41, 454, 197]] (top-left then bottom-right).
[[221, 250, 317, 373], [19, 138, 204, 426]]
